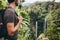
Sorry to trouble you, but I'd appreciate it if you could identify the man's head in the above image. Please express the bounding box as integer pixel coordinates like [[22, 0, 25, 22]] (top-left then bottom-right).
[[7, 0, 18, 6]]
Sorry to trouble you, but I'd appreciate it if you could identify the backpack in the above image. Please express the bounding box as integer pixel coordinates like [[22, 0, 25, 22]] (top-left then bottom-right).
[[0, 9, 5, 38]]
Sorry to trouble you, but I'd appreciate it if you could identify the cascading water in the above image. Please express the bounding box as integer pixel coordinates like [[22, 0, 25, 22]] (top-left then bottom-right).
[[43, 18, 47, 33]]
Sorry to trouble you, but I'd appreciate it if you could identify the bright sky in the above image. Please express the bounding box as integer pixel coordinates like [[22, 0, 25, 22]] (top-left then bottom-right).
[[22, 0, 60, 5], [25, 0, 60, 3], [25, 0, 38, 3]]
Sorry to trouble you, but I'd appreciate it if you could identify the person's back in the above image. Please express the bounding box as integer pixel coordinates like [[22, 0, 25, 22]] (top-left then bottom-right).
[[4, 7, 19, 40], [3, 0, 22, 40]]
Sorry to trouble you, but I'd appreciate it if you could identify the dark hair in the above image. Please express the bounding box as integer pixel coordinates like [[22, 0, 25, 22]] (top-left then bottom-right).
[[7, 0, 15, 3]]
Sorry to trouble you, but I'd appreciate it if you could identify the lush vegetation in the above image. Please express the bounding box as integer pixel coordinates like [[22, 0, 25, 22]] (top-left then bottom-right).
[[0, 0, 60, 40]]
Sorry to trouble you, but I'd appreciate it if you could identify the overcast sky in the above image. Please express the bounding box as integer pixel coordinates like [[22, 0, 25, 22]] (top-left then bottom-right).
[[25, 0, 60, 3], [22, 0, 60, 5]]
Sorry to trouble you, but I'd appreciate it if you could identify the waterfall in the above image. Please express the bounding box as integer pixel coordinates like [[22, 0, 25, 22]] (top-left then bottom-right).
[[43, 18, 47, 33], [36, 21, 38, 39]]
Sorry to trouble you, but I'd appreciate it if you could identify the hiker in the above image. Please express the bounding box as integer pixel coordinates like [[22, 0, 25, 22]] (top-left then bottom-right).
[[3, 0, 22, 40]]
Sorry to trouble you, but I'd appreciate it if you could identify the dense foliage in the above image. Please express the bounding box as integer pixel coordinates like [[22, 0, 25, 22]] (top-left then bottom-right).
[[45, 3, 60, 40], [0, 0, 60, 40]]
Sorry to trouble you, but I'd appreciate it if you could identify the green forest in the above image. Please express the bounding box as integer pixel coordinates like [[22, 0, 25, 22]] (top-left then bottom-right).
[[0, 0, 60, 40]]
